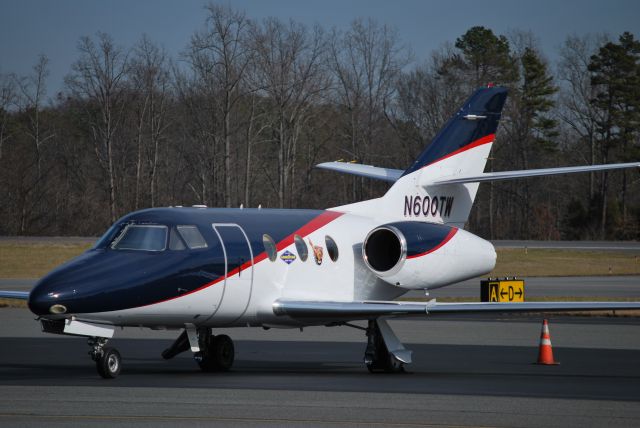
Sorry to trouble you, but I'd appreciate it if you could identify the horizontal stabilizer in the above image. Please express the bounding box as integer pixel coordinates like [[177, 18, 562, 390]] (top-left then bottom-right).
[[0, 291, 29, 300], [316, 161, 403, 182], [273, 299, 640, 320], [433, 162, 640, 185]]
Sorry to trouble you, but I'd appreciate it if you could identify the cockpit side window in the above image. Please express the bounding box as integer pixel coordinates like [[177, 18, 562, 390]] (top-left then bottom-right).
[[169, 227, 186, 250], [111, 225, 168, 251], [177, 225, 208, 249]]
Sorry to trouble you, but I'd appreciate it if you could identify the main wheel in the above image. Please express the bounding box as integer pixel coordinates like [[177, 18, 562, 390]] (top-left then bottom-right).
[[385, 354, 404, 373], [213, 334, 234, 372], [96, 347, 121, 379]]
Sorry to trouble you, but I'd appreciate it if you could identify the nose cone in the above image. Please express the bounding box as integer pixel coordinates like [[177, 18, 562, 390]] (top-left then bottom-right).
[[28, 276, 72, 316], [27, 250, 100, 317]]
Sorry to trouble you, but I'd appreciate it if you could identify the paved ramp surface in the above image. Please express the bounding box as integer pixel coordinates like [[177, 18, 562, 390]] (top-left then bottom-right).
[[0, 309, 639, 427]]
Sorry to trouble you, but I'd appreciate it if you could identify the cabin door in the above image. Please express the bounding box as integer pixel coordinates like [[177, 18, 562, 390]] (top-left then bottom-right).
[[210, 223, 254, 324]]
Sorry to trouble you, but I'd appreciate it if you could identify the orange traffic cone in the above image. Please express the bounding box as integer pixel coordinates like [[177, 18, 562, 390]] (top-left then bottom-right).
[[535, 319, 559, 365]]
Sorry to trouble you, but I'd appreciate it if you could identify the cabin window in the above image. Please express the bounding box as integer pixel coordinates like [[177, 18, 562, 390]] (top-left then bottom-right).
[[294, 234, 308, 261], [111, 225, 167, 251], [177, 225, 208, 249], [263, 234, 277, 261], [325, 235, 339, 262], [169, 227, 186, 250]]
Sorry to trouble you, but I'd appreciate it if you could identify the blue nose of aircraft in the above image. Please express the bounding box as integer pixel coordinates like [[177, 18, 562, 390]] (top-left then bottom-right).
[[28, 274, 77, 316], [27, 285, 54, 316], [27, 249, 103, 317]]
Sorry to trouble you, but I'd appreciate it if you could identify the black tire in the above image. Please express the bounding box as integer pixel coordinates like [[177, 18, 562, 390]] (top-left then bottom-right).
[[213, 334, 234, 372], [96, 347, 121, 379], [385, 354, 404, 373]]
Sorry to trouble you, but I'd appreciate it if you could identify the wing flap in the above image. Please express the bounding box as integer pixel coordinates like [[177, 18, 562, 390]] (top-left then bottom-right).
[[432, 162, 640, 185], [0, 291, 30, 300], [315, 161, 403, 182], [273, 299, 430, 318], [273, 299, 640, 320]]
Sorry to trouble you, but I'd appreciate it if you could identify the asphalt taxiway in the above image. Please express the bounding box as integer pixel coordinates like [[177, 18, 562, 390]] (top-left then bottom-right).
[[1, 308, 639, 427]]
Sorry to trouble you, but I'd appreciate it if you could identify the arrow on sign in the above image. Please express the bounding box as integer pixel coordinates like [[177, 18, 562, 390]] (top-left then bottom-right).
[[500, 290, 508, 299], [515, 289, 523, 298]]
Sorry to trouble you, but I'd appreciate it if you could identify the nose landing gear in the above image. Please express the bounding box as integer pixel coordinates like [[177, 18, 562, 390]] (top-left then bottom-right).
[[88, 337, 122, 379]]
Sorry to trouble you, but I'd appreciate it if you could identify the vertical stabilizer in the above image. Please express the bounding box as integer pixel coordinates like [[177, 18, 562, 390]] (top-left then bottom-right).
[[381, 86, 508, 227]]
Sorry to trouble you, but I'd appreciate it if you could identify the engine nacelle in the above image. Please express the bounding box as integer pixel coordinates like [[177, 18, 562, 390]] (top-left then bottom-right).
[[362, 221, 496, 290]]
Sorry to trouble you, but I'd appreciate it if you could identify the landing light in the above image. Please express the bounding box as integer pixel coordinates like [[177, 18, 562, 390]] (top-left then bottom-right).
[[49, 304, 67, 314]]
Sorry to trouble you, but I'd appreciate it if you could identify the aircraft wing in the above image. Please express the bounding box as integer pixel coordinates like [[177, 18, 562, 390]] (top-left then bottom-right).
[[315, 161, 403, 182], [273, 299, 640, 320], [0, 291, 30, 300], [432, 162, 640, 185]]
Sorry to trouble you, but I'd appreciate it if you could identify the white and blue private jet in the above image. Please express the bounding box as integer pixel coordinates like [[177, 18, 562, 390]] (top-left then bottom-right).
[[2, 85, 639, 378]]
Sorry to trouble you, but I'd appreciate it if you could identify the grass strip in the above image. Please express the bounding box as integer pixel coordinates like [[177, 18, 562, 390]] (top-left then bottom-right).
[[0, 243, 92, 278], [491, 248, 640, 277]]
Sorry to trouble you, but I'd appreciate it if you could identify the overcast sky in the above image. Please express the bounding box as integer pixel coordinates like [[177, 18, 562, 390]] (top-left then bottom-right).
[[1, 0, 639, 95]]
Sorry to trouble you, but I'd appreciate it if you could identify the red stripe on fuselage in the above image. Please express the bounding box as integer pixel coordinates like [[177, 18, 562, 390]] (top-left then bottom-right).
[[225, 209, 343, 278], [421, 133, 495, 170], [406, 228, 458, 260], [145, 210, 344, 307]]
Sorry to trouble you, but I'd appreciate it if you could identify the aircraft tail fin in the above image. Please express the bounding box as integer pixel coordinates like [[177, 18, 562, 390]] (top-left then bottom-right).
[[398, 85, 508, 179], [380, 85, 508, 227]]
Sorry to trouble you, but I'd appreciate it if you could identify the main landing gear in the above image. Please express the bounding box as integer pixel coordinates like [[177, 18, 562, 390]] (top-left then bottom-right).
[[162, 327, 235, 372], [88, 337, 122, 379], [364, 318, 412, 373], [194, 328, 235, 372]]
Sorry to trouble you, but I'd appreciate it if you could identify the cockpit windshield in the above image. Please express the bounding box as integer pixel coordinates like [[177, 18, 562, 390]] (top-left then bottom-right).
[[110, 225, 168, 251]]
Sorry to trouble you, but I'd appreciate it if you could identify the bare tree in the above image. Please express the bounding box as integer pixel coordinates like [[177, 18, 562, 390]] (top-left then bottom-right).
[[65, 33, 130, 223], [130, 35, 172, 208], [327, 18, 410, 200], [250, 18, 329, 208], [185, 4, 252, 207], [0, 73, 16, 161], [15, 55, 55, 177], [558, 34, 609, 200]]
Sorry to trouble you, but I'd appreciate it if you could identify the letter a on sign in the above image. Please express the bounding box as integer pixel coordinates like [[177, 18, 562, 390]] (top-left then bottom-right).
[[489, 283, 499, 302]]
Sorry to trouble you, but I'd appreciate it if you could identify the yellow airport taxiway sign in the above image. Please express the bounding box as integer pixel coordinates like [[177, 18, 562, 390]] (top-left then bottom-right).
[[480, 279, 525, 302]]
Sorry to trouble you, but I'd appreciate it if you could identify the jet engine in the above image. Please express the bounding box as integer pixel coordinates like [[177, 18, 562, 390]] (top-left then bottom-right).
[[362, 221, 496, 290]]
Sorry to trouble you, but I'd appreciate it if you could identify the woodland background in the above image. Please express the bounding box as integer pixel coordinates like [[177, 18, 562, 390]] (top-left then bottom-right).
[[1, 4, 639, 240]]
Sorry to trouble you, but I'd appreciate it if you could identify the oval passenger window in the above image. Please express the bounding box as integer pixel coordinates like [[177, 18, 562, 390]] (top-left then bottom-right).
[[325, 235, 338, 262], [294, 234, 308, 261], [263, 234, 277, 262]]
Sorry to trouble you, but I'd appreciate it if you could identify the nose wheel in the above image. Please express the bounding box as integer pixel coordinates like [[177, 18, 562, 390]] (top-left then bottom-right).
[[88, 337, 122, 379]]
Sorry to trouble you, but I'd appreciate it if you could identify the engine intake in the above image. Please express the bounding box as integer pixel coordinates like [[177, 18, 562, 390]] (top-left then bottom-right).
[[363, 226, 406, 275]]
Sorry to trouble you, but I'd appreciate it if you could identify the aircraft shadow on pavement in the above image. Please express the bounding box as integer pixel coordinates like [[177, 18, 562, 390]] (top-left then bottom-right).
[[1, 338, 639, 401]]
